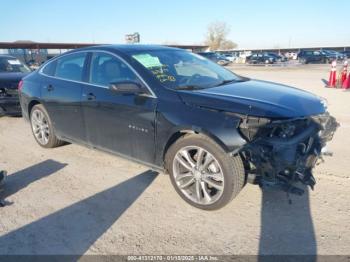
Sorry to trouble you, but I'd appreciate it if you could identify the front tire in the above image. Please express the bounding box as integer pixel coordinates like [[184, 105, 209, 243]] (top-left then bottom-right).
[[299, 58, 307, 64], [165, 134, 245, 210], [30, 104, 64, 148]]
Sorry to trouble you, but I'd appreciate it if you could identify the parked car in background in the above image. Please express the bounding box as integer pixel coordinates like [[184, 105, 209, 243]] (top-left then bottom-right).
[[297, 50, 336, 64], [321, 50, 346, 61], [197, 52, 230, 66], [284, 52, 298, 60], [27, 60, 41, 71], [340, 50, 350, 58], [0, 55, 31, 116], [221, 52, 239, 63], [239, 51, 252, 59], [19, 45, 338, 210], [245, 52, 277, 64], [267, 52, 288, 62]]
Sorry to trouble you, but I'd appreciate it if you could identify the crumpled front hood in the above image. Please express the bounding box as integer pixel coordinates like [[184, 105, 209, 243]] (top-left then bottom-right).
[[178, 79, 326, 118]]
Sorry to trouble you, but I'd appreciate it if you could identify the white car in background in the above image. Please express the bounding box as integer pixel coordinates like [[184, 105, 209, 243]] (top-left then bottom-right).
[[284, 52, 298, 60], [223, 53, 239, 62]]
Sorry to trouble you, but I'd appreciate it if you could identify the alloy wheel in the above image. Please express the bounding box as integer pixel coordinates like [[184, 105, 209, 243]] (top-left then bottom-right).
[[31, 109, 50, 145], [172, 146, 224, 205]]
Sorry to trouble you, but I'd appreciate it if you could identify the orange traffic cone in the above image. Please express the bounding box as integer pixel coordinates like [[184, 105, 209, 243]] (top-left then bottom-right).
[[327, 61, 337, 88], [342, 72, 350, 90], [340, 61, 348, 87]]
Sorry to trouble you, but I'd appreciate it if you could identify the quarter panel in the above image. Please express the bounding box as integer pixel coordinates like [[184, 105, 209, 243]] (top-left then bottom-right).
[[19, 72, 43, 120]]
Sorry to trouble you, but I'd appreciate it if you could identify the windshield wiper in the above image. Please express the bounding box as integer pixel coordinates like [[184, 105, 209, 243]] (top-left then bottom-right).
[[175, 77, 249, 90], [175, 85, 205, 90], [215, 77, 249, 87], [217, 79, 236, 86], [215, 79, 241, 86]]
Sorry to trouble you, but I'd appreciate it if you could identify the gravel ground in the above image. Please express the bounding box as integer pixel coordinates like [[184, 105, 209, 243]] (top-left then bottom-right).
[[0, 64, 349, 255]]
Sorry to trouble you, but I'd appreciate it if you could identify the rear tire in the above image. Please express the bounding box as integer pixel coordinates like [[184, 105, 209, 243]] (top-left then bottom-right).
[[30, 104, 64, 148], [165, 134, 245, 210]]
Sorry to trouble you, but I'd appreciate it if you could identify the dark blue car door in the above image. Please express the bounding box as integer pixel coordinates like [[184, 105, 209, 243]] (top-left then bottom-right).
[[81, 51, 157, 164], [41, 52, 88, 142]]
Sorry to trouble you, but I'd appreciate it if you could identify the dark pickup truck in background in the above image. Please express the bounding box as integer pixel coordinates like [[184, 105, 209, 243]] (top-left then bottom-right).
[[297, 50, 343, 64]]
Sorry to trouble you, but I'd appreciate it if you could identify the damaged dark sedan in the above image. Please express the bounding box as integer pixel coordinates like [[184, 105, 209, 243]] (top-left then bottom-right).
[[18, 45, 338, 210], [0, 55, 31, 116]]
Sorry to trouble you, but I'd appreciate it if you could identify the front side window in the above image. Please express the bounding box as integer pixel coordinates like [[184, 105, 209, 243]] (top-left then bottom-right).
[[0, 57, 31, 73], [89, 52, 139, 86], [55, 53, 86, 81], [129, 50, 240, 89]]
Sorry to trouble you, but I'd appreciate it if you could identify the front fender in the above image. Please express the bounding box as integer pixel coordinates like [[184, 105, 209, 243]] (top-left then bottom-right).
[[154, 100, 247, 166]]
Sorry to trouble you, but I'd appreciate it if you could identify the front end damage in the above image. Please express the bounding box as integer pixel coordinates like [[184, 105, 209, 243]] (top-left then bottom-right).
[[238, 113, 339, 195]]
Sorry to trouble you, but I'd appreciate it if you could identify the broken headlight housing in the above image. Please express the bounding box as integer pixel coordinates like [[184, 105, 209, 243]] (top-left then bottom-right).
[[238, 115, 311, 142]]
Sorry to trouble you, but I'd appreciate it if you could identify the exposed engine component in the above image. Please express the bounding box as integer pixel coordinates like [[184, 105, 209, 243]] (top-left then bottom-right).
[[0, 87, 18, 98], [239, 113, 339, 195]]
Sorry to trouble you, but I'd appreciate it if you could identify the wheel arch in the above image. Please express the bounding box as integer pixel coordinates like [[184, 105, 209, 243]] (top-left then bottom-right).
[[28, 100, 41, 116], [162, 126, 232, 166]]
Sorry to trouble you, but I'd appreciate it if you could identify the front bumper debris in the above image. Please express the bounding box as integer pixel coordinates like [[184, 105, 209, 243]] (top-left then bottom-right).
[[239, 113, 339, 195], [0, 88, 21, 116]]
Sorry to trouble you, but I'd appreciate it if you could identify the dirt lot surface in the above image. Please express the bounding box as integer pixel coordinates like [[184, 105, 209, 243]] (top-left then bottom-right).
[[0, 64, 349, 255]]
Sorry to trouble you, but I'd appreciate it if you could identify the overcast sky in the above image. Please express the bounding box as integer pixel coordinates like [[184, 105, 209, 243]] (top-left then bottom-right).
[[1, 0, 349, 49]]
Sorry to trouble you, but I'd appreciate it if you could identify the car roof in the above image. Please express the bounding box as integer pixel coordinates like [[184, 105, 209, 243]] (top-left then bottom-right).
[[66, 44, 183, 55], [0, 54, 16, 59]]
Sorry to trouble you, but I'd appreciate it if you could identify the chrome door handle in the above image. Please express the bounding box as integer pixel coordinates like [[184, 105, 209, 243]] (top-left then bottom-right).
[[87, 93, 96, 100], [46, 84, 54, 91]]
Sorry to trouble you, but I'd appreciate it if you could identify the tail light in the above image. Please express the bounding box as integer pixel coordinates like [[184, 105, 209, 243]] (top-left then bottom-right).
[[18, 80, 24, 91]]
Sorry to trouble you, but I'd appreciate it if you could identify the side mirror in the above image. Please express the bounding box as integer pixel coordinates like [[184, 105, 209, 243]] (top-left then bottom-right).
[[109, 81, 144, 95]]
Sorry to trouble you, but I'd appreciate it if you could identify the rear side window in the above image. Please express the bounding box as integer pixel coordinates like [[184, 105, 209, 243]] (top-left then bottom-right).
[[55, 53, 86, 81], [41, 60, 57, 76]]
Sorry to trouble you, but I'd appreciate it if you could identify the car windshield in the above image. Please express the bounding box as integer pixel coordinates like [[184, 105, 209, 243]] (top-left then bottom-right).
[[322, 50, 335, 55], [129, 50, 241, 89], [0, 57, 31, 73]]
